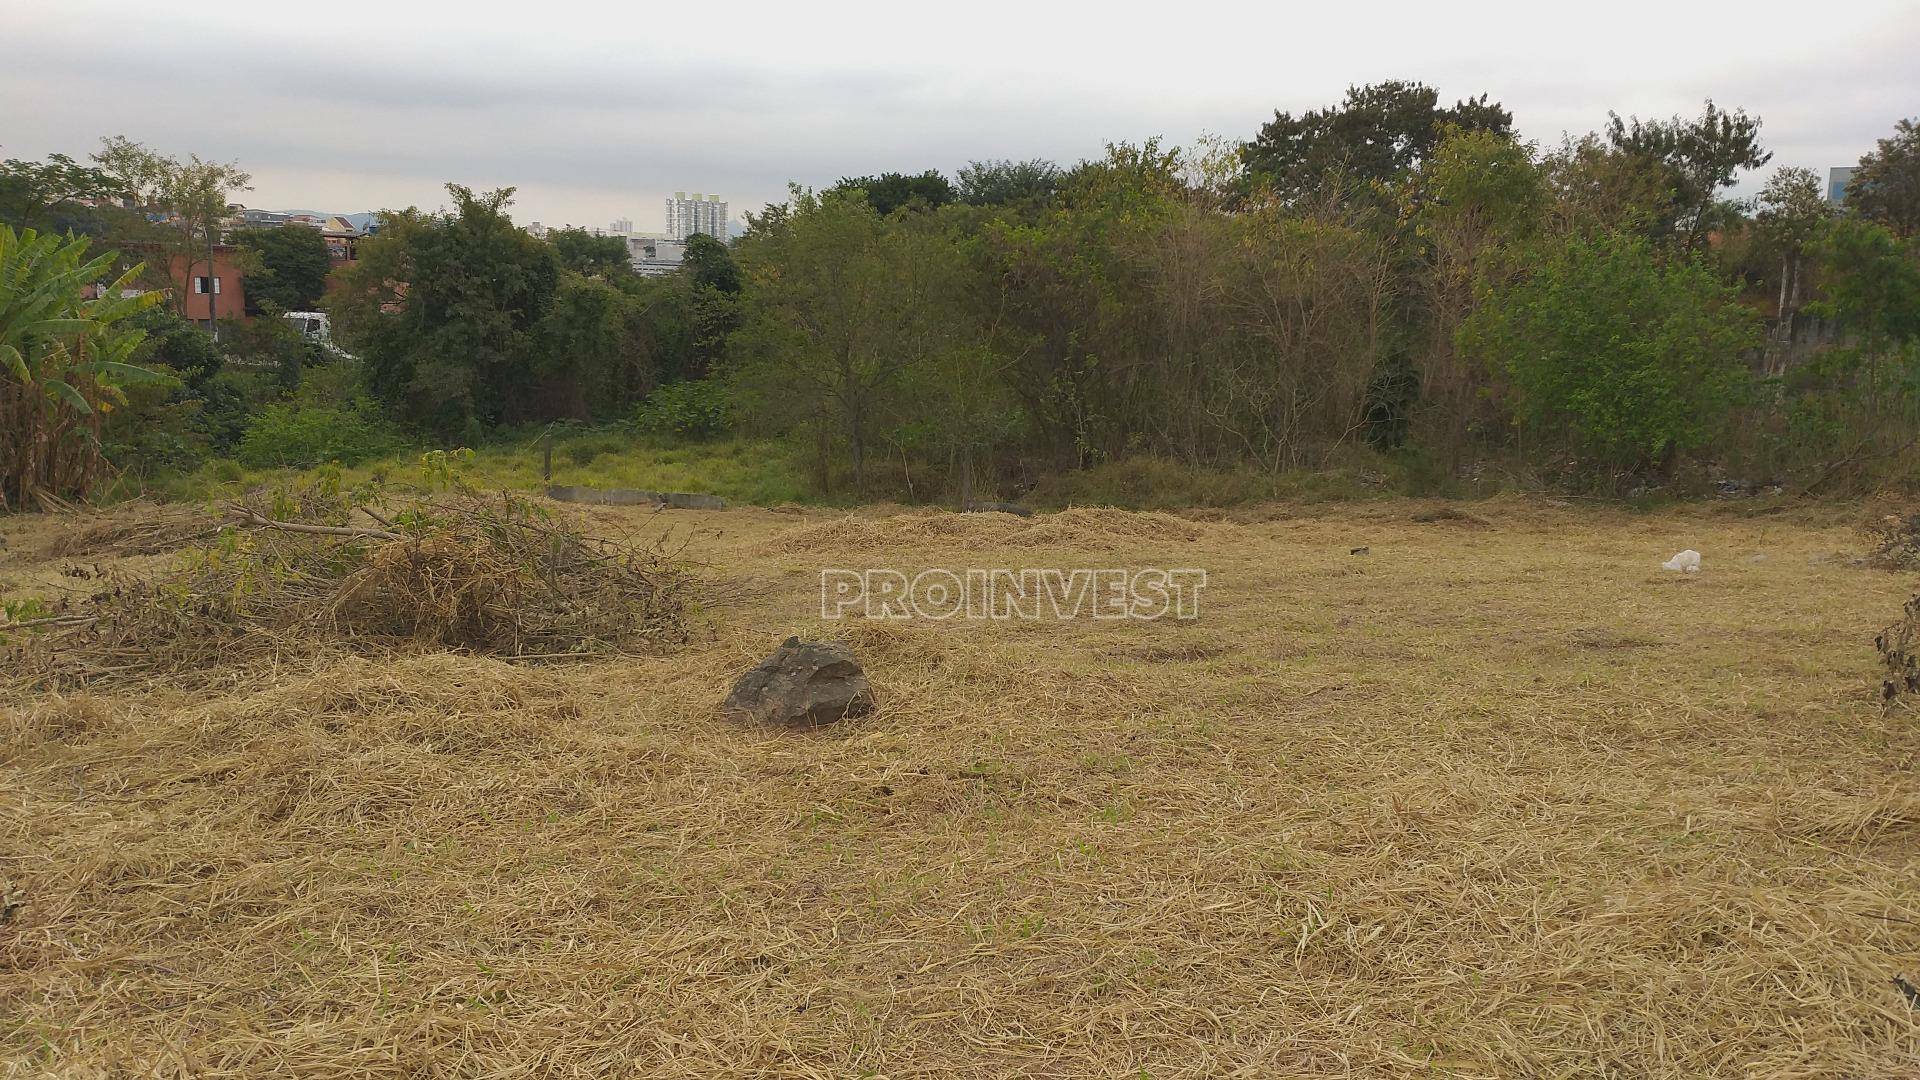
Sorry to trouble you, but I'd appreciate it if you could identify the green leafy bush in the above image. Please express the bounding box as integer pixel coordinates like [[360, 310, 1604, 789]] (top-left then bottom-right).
[[562, 430, 631, 465], [235, 401, 400, 469], [635, 379, 731, 438], [1464, 231, 1759, 482]]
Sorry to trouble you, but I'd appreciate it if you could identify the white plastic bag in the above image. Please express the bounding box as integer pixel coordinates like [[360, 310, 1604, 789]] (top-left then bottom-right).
[[1662, 549, 1702, 573]]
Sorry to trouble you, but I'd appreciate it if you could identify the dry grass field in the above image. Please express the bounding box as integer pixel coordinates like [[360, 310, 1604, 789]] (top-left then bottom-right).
[[3, 496, 1919, 1077]]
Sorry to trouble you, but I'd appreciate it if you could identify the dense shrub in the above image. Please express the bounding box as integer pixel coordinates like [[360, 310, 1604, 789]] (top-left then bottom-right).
[[132, 308, 223, 384], [1464, 232, 1760, 482], [234, 225, 332, 314], [562, 430, 632, 465], [1, 228, 162, 510], [235, 401, 400, 468], [635, 379, 731, 438]]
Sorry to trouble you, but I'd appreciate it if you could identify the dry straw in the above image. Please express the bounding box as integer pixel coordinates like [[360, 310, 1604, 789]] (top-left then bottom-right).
[[3, 499, 1919, 1076], [3, 487, 697, 686], [767, 507, 1210, 555], [1865, 510, 1920, 571]]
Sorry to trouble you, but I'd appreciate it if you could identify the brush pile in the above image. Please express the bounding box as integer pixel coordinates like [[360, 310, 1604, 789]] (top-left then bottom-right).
[[34, 500, 222, 558], [1864, 510, 1920, 571], [3, 481, 697, 685], [1880, 592, 1920, 703]]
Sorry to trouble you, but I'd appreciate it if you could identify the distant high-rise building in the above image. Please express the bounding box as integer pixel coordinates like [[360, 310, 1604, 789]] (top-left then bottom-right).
[[1828, 166, 1857, 204], [609, 217, 634, 236], [665, 192, 728, 241]]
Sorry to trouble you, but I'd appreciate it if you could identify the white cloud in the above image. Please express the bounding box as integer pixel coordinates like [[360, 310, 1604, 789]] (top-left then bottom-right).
[[2, 0, 1913, 227]]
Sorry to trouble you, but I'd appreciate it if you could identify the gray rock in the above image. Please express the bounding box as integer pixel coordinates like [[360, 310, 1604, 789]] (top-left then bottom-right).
[[722, 637, 874, 727]]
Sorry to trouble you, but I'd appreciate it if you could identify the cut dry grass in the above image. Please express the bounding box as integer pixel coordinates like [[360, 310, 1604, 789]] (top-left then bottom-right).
[[4, 489, 699, 687], [1865, 509, 1920, 571], [767, 506, 1210, 555], [3, 500, 1919, 1076], [31, 500, 221, 559], [1880, 591, 1920, 702]]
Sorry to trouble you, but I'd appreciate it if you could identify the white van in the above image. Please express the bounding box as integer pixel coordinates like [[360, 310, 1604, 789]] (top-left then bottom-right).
[[283, 311, 354, 359]]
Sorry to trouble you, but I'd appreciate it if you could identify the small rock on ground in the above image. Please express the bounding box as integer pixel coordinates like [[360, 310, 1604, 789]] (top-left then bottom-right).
[[722, 637, 875, 728]]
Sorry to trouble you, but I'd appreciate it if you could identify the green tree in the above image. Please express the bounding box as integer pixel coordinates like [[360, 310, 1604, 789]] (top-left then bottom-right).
[[0, 153, 120, 233], [234, 225, 332, 314], [1812, 218, 1920, 348], [327, 185, 558, 436], [681, 233, 740, 379], [619, 272, 694, 384], [1412, 129, 1548, 456], [683, 232, 740, 293], [829, 170, 956, 216], [131, 307, 222, 385], [221, 314, 317, 391], [896, 339, 1021, 508], [1241, 81, 1512, 202], [965, 140, 1188, 466], [1464, 231, 1759, 483], [957, 159, 1061, 207], [89, 136, 253, 316], [1847, 118, 1920, 239], [1604, 100, 1770, 251], [1540, 132, 1678, 239], [1753, 166, 1830, 319], [538, 271, 660, 418], [549, 227, 632, 276], [1774, 218, 1920, 486], [731, 187, 961, 492], [1, 227, 164, 509]]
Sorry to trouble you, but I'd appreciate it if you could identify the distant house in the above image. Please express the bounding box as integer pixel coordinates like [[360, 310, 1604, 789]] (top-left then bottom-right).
[[165, 246, 248, 325], [629, 235, 685, 276], [320, 217, 361, 263]]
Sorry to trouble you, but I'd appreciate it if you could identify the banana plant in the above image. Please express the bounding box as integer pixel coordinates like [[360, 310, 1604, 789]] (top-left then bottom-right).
[[1, 225, 164, 510]]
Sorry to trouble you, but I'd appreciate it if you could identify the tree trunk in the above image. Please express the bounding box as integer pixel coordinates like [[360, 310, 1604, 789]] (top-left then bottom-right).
[[813, 423, 832, 495], [851, 426, 866, 494]]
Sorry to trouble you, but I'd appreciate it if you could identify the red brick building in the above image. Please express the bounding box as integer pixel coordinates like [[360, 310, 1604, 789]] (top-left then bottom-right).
[[166, 246, 248, 323]]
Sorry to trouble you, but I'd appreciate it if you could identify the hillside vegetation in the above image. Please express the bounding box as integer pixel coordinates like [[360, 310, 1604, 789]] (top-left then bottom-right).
[[5, 100, 1918, 511]]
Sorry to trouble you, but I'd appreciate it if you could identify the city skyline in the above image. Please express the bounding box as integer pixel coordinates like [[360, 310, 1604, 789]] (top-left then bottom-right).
[[257, 200, 733, 239], [3, 0, 1916, 228]]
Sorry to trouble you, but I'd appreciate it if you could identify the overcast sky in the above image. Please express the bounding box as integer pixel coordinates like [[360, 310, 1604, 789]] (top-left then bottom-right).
[[4, 0, 1915, 231]]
